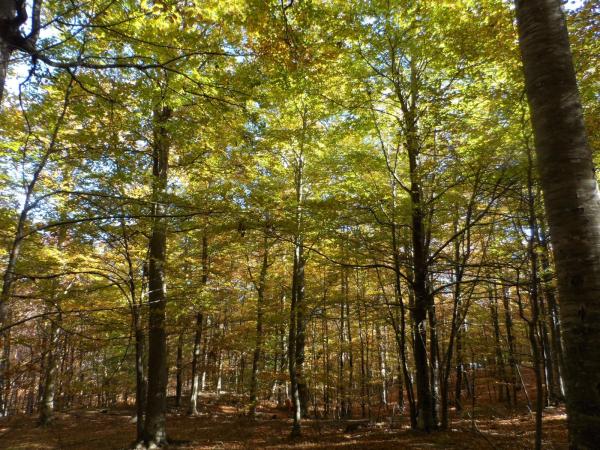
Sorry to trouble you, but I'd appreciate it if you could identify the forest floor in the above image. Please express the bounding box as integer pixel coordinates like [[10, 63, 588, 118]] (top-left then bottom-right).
[[0, 394, 568, 450]]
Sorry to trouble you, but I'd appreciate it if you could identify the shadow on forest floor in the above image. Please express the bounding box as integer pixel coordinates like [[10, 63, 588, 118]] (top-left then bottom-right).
[[0, 395, 568, 449]]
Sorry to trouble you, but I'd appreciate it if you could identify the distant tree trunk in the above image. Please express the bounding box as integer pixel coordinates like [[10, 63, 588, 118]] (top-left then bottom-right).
[[454, 324, 464, 411], [490, 289, 508, 403], [539, 222, 565, 403], [322, 299, 331, 417], [390, 224, 416, 427], [358, 310, 367, 418], [345, 286, 354, 417], [133, 300, 146, 440], [39, 316, 60, 425], [502, 285, 519, 406], [515, 1, 600, 447], [428, 300, 440, 428], [338, 267, 348, 418], [175, 333, 183, 408], [143, 105, 172, 447], [188, 313, 203, 415], [250, 227, 269, 415], [376, 325, 388, 408], [277, 293, 286, 408], [189, 234, 208, 416]]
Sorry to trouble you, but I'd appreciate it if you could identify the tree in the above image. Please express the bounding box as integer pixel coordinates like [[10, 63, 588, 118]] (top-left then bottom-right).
[[143, 102, 172, 447], [515, 0, 600, 447]]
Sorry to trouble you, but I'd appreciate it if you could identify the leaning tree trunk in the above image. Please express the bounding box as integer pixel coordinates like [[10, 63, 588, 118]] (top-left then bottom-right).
[[143, 105, 172, 447], [515, 1, 600, 447]]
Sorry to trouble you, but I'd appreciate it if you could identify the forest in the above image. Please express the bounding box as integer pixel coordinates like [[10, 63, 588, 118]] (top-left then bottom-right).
[[0, 0, 598, 449]]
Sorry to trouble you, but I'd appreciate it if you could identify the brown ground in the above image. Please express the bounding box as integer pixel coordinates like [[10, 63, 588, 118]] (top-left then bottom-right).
[[0, 396, 568, 450]]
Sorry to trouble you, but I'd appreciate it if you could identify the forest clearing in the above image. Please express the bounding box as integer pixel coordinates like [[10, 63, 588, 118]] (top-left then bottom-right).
[[0, 0, 598, 449]]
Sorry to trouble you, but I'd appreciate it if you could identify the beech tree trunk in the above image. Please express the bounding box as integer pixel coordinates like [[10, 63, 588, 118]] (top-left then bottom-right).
[[289, 144, 307, 437], [515, 1, 600, 447], [143, 105, 172, 447]]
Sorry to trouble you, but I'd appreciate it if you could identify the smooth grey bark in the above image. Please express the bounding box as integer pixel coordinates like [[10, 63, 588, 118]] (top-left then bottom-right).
[[143, 105, 172, 447], [515, 1, 600, 447]]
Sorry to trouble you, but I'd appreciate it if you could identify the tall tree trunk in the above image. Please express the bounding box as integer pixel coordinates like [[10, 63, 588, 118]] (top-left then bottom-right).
[[408, 136, 433, 432], [289, 147, 306, 437], [515, 1, 600, 447], [143, 105, 172, 447]]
